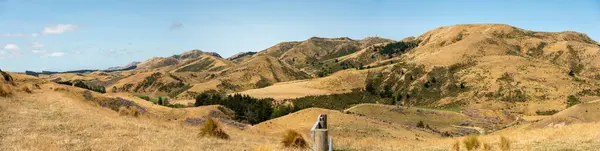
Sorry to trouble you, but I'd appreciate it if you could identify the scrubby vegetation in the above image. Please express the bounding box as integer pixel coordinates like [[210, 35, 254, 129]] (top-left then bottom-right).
[[463, 135, 481, 151], [195, 92, 273, 124], [271, 104, 294, 119], [291, 91, 391, 111], [0, 69, 13, 82], [73, 81, 106, 93], [167, 84, 192, 98], [536, 109, 559, 115], [199, 118, 229, 139], [281, 129, 308, 148], [375, 40, 420, 57], [567, 95, 581, 108]]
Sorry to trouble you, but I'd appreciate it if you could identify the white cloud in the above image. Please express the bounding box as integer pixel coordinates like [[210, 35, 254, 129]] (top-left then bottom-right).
[[31, 50, 47, 54], [32, 42, 44, 48], [48, 52, 65, 57], [3, 44, 20, 51], [42, 24, 77, 34], [31, 33, 40, 37]]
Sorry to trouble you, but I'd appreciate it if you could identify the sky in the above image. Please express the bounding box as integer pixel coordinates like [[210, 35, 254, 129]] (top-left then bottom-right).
[[0, 0, 599, 72]]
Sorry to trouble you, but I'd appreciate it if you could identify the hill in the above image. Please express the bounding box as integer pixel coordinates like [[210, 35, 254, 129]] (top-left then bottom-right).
[[364, 24, 600, 116]]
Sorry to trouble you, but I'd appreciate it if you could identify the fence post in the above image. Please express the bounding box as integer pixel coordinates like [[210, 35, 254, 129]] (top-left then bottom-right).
[[312, 114, 330, 151]]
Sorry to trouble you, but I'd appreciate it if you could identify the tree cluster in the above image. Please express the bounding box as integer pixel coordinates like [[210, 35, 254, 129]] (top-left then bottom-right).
[[195, 92, 273, 124]]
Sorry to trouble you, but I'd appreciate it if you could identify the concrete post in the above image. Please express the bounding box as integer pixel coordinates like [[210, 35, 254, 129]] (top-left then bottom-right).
[[314, 129, 328, 151]]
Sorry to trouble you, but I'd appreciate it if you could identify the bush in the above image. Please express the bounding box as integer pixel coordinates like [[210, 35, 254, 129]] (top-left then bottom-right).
[[134, 95, 150, 101], [463, 135, 481, 151], [500, 136, 510, 151], [0, 69, 13, 82], [416, 120, 425, 128], [166, 104, 187, 108], [536, 109, 559, 115], [83, 90, 93, 101], [567, 95, 581, 108], [281, 130, 307, 148], [199, 118, 229, 139]]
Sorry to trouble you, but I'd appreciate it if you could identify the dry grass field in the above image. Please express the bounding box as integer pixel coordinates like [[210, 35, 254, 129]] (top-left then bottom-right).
[[7, 24, 600, 150]]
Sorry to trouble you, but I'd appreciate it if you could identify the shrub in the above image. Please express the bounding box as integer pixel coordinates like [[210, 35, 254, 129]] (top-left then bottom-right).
[[567, 95, 581, 108], [0, 69, 13, 82], [83, 90, 93, 101], [281, 130, 307, 148], [536, 109, 559, 115], [199, 118, 229, 139], [416, 120, 425, 128], [500, 136, 510, 151], [463, 135, 481, 151], [134, 95, 150, 101], [452, 140, 460, 151], [166, 104, 187, 108]]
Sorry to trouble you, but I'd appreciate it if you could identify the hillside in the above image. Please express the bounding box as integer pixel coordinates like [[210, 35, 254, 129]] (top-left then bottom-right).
[[364, 24, 600, 116]]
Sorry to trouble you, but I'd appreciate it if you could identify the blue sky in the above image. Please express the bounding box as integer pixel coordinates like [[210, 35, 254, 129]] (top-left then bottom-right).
[[0, 0, 599, 72]]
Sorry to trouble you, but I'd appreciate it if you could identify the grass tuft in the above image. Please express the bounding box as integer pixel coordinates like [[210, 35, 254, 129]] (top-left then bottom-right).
[[452, 140, 460, 151], [118, 106, 141, 117], [21, 86, 32, 93], [500, 136, 511, 151], [281, 129, 308, 148], [0, 84, 12, 97], [463, 135, 481, 151], [483, 143, 492, 151], [199, 118, 229, 139]]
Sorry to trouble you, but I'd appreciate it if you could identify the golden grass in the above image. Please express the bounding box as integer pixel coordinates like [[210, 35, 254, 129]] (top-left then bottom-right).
[[21, 86, 32, 93], [463, 135, 481, 151], [199, 118, 229, 139], [500, 136, 511, 151], [252, 144, 273, 151], [118, 106, 140, 117], [483, 143, 492, 151], [0, 84, 12, 97], [280, 129, 307, 148], [452, 140, 460, 151]]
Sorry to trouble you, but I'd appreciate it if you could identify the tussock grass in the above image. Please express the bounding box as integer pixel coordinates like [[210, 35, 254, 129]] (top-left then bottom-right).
[[199, 118, 229, 139], [21, 86, 32, 93], [0, 84, 12, 97], [452, 140, 460, 151], [281, 129, 308, 148], [500, 136, 511, 151], [118, 106, 140, 117], [463, 135, 481, 151], [483, 143, 492, 151]]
